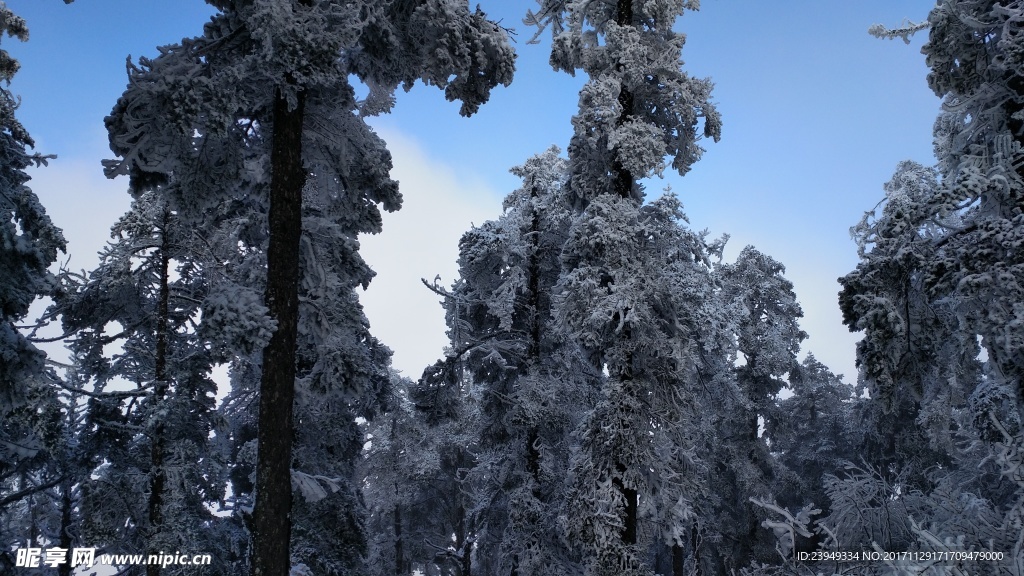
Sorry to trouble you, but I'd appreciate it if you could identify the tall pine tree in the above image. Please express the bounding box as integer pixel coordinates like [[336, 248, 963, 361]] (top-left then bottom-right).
[[102, 2, 514, 574], [0, 6, 68, 568], [442, 148, 594, 575], [47, 191, 230, 575], [528, 0, 721, 573]]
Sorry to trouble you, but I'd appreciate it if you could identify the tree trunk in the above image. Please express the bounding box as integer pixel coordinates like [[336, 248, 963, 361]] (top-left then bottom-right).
[[392, 414, 404, 576], [394, 505, 404, 576], [525, 183, 544, 500], [613, 0, 634, 200], [617, 319, 639, 546], [526, 428, 541, 500], [612, 0, 639, 547], [249, 82, 306, 576], [672, 543, 685, 576], [456, 503, 469, 576], [25, 473, 36, 548], [612, 471, 638, 545], [147, 209, 170, 576], [690, 519, 703, 576], [58, 479, 74, 576], [527, 181, 542, 362]]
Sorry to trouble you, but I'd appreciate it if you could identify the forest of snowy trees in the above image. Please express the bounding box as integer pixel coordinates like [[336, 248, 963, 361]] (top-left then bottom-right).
[[3, 0, 1024, 575]]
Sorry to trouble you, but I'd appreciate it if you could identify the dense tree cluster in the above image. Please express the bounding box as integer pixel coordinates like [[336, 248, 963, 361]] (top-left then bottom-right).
[[2, 1, 513, 575], [5, 0, 1024, 575], [826, 1, 1024, 573]]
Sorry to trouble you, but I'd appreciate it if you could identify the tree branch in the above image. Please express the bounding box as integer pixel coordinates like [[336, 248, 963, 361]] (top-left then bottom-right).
[[0, 475, 66, 509]]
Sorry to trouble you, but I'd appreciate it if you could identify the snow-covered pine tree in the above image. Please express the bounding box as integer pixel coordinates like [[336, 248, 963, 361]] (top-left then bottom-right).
[[0, 362, 89, 576], [48, 366, 91, 576], [46, 191, 230, 575], [917, 1, 1024, 436], [701, 247, 806, 572], [387, 355, 479, 576], [830, 2, 1024, 568], [0, 1, 67, 519], [210, 101, 400, 573], [102, 2, 515, 574], [766, 355, 857, 555], [840, 161, 979, 426], [361, 373, 437, 576], [833, 157, 1013, 572], [428, 147, 594, 575], [557, 191, 732, 576], [527, 0, 721, 573], [0, 8, 76, 571]]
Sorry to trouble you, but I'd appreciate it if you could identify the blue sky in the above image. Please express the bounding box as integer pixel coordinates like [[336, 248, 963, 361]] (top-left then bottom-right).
[[7, 0, 939, 384]]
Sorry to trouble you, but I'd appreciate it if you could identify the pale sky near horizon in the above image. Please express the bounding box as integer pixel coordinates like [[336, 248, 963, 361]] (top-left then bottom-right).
[[8, 0, 940, 386]]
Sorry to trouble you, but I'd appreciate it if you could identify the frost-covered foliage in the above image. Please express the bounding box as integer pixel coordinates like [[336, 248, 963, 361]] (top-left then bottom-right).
[[211, 112, 399, 573], [385, 359, 480, 576], [444, 148, 593, 575], [361, 371, 485, 576], [0, 7, 72, 569], [361, 376, 434, 576], [0, 1, 66, 473], [43, 193, 234, 575], [840, 161, 982, 421], [527, 0, 720, 204], [695, 247, 807, 572], [104, 0, 514, 209], [521, 1, 727, 574], [823, 2, 1024, 572], [361, 149, 583, 575], [286, 202, 395, 575], [768, 356, 857, 540], [918, 1, 1024, 413], [0, 363, 93, 576], [554, 190, 731, 575], [98, 1, 515, 574], [362, 146, 804, 574]]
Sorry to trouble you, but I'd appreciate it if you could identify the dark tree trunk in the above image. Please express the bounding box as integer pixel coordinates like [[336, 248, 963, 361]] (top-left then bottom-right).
[[526, 427, 541, 499], [147, 210, 171, 576], [394, 505, 404, 575], [527, 181, 542, 362], [614, 319, 638, 546], [1003, 73, 1024, 181], [623, 483, 639, 544], [690, 519, 702, 576], [392, 415, 405, 576], [613, 0, 635, 200], [456, 503, 470, 576], [612, 0, 639, 547], [58, 479, 74, 576], [25, 473, 36, 548], [612, 471, 638, 545], [672, 543, 685, 576], [249, 81, 307, 576], [525, 182, 544, 500]]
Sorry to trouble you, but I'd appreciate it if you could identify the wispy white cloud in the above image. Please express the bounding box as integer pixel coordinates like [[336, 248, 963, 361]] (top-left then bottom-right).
[[25, 124, 502, 381], [27, 128, 131, 275], [26, 124, 860, 389], [358, 126, 503, 379], [22, 131, 130, 366]]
